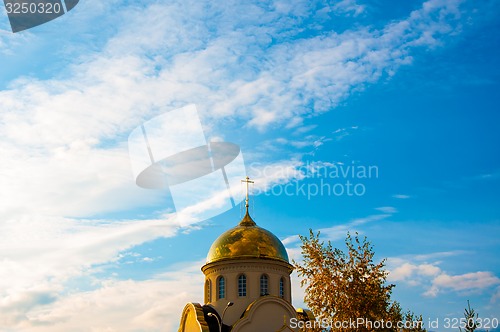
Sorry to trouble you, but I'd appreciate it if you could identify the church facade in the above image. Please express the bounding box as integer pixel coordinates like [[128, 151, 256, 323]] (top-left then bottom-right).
[[178, 200, 313, 332]]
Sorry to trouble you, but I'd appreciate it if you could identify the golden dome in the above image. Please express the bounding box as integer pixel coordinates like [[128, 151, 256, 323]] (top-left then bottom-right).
[[206, 211, 289, 264]]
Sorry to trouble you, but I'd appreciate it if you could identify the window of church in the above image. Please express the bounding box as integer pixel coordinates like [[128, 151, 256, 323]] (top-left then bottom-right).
[[238, 274, 246, 297], [279, 277, 285, 298], [260, 274, 268, 296], [205, 279, 211, 302], [218, 276, 225, 299]]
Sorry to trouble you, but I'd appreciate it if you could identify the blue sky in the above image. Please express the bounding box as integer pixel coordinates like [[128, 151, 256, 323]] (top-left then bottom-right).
[[1, 0, 499, 331]]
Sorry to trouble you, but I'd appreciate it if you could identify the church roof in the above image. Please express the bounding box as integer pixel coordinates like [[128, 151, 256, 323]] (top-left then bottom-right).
[[205, 211, 289, 264]]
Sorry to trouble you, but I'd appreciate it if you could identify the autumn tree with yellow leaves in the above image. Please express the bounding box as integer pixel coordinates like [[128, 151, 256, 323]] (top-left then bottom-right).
[[294, 230, 425, 332]]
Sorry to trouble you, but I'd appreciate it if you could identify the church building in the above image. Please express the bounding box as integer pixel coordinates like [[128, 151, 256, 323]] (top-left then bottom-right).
[[178, 178, 313, 332]]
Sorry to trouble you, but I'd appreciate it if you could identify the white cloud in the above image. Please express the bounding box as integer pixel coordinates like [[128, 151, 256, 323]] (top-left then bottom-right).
[[273, 136, 330, 149], [331, 126, 359, 141], [350, 213, 392, 226], [389, 263, 418, 281], [389, 262, 441, 282], [290, 270, 307, 310], [287, 211, 393, 261], [2, 0, 467, 138], [425, 271, 500, 297], [1, 261, 204, 332], [0, 213, 185, 331], [387, 257, 500, 298], [392, 194, 411, 199], [413, 250, 468, 261], [468, 170, 500, 181], [282, 235, 300, 246], [0, 28, 31, 55], [375, 206, 398, 214], [280, 212, 391, 244], [0, 142, 165, 218], [491, 286, 500, 304], [0, 0, 473, 220], [331, 0, 366, 17], [0, 215, 178, 281], [418, 264, 442, 276], [248, 159, 307, 192]]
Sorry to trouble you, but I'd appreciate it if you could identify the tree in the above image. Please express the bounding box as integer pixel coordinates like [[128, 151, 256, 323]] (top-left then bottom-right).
[[459, 301, 482, 332], [293, 230, 425, 332]]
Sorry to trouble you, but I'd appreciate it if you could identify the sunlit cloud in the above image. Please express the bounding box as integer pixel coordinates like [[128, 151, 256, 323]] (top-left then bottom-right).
[[425, 271, 500, 297], [387, 256, 500, 298], [0, 261, 204, 332]]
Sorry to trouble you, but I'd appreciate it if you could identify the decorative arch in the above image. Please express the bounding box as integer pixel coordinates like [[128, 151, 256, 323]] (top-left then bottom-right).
[[178, 302, 210, 332], [231, 296, 298, 332]]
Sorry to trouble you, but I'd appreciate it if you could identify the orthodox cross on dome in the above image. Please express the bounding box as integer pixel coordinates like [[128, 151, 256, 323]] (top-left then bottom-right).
[[241, 176, 254, 210]]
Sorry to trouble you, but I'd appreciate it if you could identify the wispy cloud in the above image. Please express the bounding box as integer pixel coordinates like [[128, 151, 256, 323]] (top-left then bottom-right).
[[332, 126, 359, 141], [0, 260, 204, 331], [467, 170, 500, 181], [0, 28, 31, 55], [331, 0, 366, 17], [0, 216, 185, 330], [375, 206, 398, 214], [0, 0, 472, 222], [392, 194, 411, 199], [283, 210, 394, 248]]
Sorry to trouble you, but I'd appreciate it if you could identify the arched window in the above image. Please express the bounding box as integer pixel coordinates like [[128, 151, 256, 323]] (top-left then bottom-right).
[[260, 274, 268, 296], [238, 274, 247, 297], [205, 279, 211, 303], [217, 276, 225, 299], [279, 277, 285, 298]]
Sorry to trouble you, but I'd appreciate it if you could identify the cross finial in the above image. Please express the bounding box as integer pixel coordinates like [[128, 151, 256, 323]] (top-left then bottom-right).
[[241, 176, 254, 211]]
